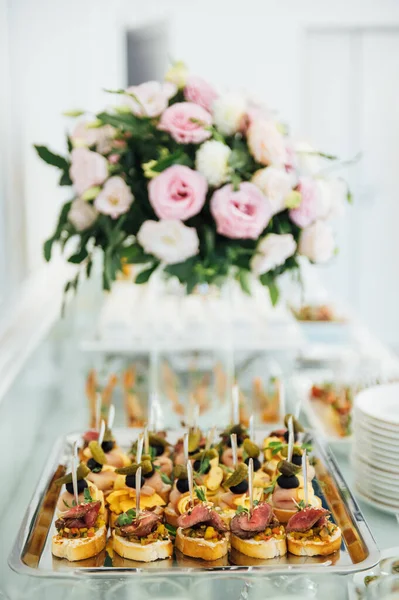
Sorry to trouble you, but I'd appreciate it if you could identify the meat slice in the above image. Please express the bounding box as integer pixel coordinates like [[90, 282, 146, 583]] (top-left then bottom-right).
[[230, 502, 273, 539], [83, 430, 99, 443], [119, 511, 161, 538], [56, 501, 101, 530], [286, 507, 329, 532], [177, 504, 227, 532]]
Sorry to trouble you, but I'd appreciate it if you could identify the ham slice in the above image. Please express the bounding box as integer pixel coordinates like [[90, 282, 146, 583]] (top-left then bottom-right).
[[177, 504, 227, 532], [230, 502, 273, 539], [119, 511, 161, 538], [286, 507, 329, 532]]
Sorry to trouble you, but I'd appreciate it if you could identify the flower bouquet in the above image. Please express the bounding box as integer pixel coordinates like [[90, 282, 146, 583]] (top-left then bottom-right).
[[35, 62, 350, 304]]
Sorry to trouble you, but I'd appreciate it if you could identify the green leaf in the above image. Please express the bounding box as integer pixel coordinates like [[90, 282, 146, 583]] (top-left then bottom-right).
[[151, 150, 192, 172], [235, 505, 249, 515], [96, 111, 151, 135], [62, 109, 85, 117], [203, 226, 215, 258], [43, 238, 54, 262], [165, 523, 177, 537], [230, 172, 241, 191], [59, 170, 72, 186], [198, 457, 211, 475], [34, 145, 69, 171], [164, 256, 197, 283], [83, 488, 93, 503], [116, 509, 136, 526], [68, 247, 89, 264], [121, 244, 154, 264], [236, 269, 251, 295], [194, 485, 206, 502], [135, 263, 158, 285], [229, 148, 249, 171]]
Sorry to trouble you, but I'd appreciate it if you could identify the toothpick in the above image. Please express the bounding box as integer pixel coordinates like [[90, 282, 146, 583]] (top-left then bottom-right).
[[187, 460, 194, 508], [248, 458, 254, 515], [249, 415, 254, 442], [135, 466, 142, 517], [231, 433, 238, 469], [295, 396, 303, 421], [136, 433, 144, 464], [144, 425, 149, 455], [193, 403, 200, 430], [96, 392, 102, 431], [71, 442, 79, 506], [205, 426, 216, 451], [287, 416, 294, 463], [277, 379, 286, 423], [98, 419, 106, 446], [183, 432, 189, 461], [108, 404, 115, 430], [302, 450, 308, 506], [232, 384, 240, 424]]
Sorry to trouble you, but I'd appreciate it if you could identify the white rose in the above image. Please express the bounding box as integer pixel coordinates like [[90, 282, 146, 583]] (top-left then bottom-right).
[[252, 167, 295, 214], [195, 140, 231, 186], [137, 220, 199, 265], [251, 233, 297, 275], [94, 176, 134, 219], [295, 141, 324, 175], [298, 220, 335, 263], [316, 178, 347, 220], [247, 120, 287, 167], [165, 61, 189, 89], [71, 121, 115, 154], [70, 148, 108, 196], [212, 93, 246, 135], [68, 199, 98, 231], [125, 81, 176, 118]]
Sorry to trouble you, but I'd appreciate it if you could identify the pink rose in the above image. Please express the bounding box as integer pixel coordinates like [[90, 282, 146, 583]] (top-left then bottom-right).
[[158, 102, 212, 144], [210, 182, 272, 239], [289, 177, 319, 228], [125, 81, 176, 118], [69, 148, 108, 196], [247, 119, 287, 166], [184, 76, 218, 112], [148, 165, 208, 220]]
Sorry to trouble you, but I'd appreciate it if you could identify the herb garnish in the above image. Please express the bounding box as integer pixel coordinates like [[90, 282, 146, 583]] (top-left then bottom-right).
[[264, 477, 278, 496], [235, 505, 249, 515], [116, 508, 136, 526], [83, 488, 93, 503], [154, 465, 172, 485], [165, 523, 177, 537], [194, 485, 206, 502]]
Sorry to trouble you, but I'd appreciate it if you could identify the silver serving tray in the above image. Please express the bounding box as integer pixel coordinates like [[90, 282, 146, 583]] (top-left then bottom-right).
[[9, 428, 379, 578]]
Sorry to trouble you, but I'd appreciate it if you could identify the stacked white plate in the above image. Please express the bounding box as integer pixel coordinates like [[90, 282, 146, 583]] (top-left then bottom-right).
[[352, 383, 399, 514]]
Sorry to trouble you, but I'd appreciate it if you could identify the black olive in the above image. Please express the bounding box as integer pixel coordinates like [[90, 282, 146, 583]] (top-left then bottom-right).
[[283, 431, 299, 443], [151, 444, 164, 457], [126, 474, 145, 489], [277, 474, 299, 489], [66, 479, 88, 495], [87, 458, 103, 473], [244, 457, 261, 471], [143, 469, 155, 479], [230, 480, 249, 494], [227, 434, 245, 448], [101, 440, 115, 453], [176, 478, 190, 493], [193, 460, 211, 474], [292, 454, 302, 466]]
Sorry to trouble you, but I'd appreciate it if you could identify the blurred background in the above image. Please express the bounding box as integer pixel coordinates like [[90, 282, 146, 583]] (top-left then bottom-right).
[[2, 0, 399, 345]]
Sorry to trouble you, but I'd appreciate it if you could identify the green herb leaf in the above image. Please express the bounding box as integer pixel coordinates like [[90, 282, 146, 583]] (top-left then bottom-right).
[[63, 500, 71, 509], [59, 170, 72, 186], [43, 238, 54, 262], [116, 508, 136, 526], [264, 477, 278, 496], [194, 485, 206, 502], [165, 523, 177, 537], [135, 263, 159, 285], [34, 145, 69, 171], [236, 269, 252, 295], [83, 488, 93, 503], [235, 505, 249, 515]]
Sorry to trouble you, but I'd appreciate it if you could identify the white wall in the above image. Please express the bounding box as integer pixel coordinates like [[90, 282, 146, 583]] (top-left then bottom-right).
[[5, 0, 399, 342]]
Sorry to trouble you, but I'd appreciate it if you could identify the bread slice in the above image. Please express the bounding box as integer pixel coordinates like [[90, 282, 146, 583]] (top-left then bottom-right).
[[164, 505, 179, 528], [112, 531, 173, 562], [52, 526, 107, 562], [175, 528, 228, 561], [230, 532, 287, 559], [287, 526, 342, 556]]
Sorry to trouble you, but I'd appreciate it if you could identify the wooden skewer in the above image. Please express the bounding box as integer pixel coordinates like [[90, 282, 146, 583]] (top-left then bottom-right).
[[136, 466, 142, 517], [231, 433, 238, 470], [248, 458, 254, 515], [98, 420, 106, 446], [302, 450, 308, 506], [72, 442, 80, 507], [183, 432, 189, 461], [136, 434, 144, 464], [187, 460, 194, 508], [287, 416, 294, 463]]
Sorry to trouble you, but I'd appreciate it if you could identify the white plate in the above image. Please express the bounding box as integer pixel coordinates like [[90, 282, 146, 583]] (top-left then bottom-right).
[[355, 383, 399, 426], [351, 459, 399, 488], [354, 440, 399, 462], [354, 412, 399, 436], [353, 414, 399, 441], [349, 546, 399, 600], [356, 477, 399, 499], [353, 433, 399, 453], [355, 485, 399, 515], [352, 451, 399, 474]]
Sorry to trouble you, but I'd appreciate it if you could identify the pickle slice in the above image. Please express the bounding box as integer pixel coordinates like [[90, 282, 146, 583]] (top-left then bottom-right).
[[88, 441, 107, 465], [103, 427, 115, 442], [149, 433, 168, 448], [173, 464, 188, 480], [188, 430, 201, 453], [224, 462, 248, 488], [277, 460, 300, 477], [55, 463, 90, 486], [115, 459, 153, 476], [243, 439, 260, 458], [284, 414, 304, 433]]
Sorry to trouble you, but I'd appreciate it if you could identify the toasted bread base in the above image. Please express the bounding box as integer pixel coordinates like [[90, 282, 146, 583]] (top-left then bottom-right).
[[287, 527, 342, 556], [112, 532, 173, 562], [230, 533, 287, 559], [175, 528, 228, 561], [52, 526, 107, 562]]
